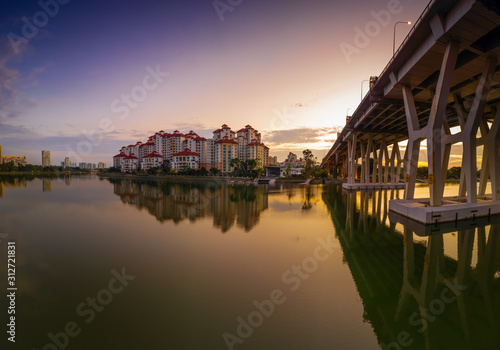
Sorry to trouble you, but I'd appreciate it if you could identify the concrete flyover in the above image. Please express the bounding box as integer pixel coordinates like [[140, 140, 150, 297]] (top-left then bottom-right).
[[321, 0, 500, 224]]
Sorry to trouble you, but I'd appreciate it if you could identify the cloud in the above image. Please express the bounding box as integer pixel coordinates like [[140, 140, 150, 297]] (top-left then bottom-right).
[[264, 126, 337, 145], [0, 58, 21, 115], [0, 38, 40, 121]]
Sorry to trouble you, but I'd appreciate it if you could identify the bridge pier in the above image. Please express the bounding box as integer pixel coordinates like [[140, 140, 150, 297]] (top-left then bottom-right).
[[343, 131, 405, 191], [391, 47, 500, 223], [321, 0, 500, 222]]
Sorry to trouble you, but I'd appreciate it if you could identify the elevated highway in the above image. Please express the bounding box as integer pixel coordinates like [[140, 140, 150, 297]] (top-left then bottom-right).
[[321, 0, 500, 223]]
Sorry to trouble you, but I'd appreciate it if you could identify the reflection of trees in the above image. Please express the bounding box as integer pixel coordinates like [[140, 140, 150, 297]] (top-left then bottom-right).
[[0, 175, 81, 196], [111, 179, 269, 233], [301, 185, 319, 211], [322, 184, 500, 350]]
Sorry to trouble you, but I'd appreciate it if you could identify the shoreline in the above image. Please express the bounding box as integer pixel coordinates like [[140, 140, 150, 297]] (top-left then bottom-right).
[[97, 173, 339, 184], [0, 171, 91, 176]]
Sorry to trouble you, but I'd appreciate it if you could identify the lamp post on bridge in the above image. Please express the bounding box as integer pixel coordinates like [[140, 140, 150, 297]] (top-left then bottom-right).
[[393, 21, 412, 56], [361, 80, 369, 101]]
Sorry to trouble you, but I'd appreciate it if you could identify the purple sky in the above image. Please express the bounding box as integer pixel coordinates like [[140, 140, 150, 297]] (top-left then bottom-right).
[[0, 0, 428, 165]]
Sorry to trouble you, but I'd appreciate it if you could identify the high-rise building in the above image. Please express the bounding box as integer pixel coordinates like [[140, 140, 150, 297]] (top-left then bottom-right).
[[0, 145, 2, 165], [112, 125, 270, 173], [64, 157, 70, 168], [42, 150, 50, 166], [269, 156, 278, 165]]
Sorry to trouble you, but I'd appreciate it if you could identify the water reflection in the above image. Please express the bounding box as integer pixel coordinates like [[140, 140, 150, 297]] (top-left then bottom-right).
[[0, 176, 28, 197], [323, 186, 500, 350], [109, 179, 270, 232], [42, 177, 51, 192], [0, 174, 78, 197]]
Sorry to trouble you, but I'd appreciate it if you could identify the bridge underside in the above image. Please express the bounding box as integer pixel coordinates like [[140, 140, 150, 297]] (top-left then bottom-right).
[[322, 0, 500, 223]]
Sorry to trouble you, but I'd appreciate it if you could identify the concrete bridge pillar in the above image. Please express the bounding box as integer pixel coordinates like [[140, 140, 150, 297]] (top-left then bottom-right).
[[347, 133, 358, 184], [402, 86, 425, 200], [426, 40, 459, 206], [487, 106, 500, 200], [461, 55, 497, 204]]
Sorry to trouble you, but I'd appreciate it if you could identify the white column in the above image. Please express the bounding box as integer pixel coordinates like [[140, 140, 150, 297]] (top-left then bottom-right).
[[478, 117, 490, 196], [488, 106, 500, 200], [427, 40, 459, 206], [402, 86, 426, 200], [365, 135, 373, 184], [462, 55, 497, 203], [360, 140, 366, 183]]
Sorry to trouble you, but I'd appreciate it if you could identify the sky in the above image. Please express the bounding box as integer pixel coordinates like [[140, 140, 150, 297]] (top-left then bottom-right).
[[0, 0, 429, 165]]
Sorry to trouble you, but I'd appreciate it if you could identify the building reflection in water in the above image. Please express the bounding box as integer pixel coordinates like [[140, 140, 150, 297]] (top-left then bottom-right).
[[42, 178, 51, 192], [323, 185, 500, 350], [109, 179, 269, 233], [0, 176, 29, 197]]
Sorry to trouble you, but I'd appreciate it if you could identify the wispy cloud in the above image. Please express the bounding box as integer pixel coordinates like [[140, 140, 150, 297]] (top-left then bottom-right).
[[0, 38, 41, 122], [263, 126, 337, 145]]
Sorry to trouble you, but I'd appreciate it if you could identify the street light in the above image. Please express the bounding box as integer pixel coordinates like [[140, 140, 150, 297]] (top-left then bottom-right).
[[346, 108, 352, 123], [393, 21, 412, 55], [361, 79, 369, 101]]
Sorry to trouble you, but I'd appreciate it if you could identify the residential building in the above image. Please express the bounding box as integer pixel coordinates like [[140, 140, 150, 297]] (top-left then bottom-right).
[[206, 138, 216, 169], [3, 156, 27, 166], [215, 136, 238, 172], [0, 145, 2, 164], [113, 124, 270, 173], [172, 148, 200, 171], [113, 153, 127, 168], [42, 150, 50, 166], [213, 124, 235, 141], [236, 124, 261, 159], [269, 156, 278, 165], [64, 157, 70, 168], [247, 141, 269, 168], [281, 152, 305, 168], [141, 151, 164, 170], [122, 154, 139, 172], [98, 162, 106, 169]]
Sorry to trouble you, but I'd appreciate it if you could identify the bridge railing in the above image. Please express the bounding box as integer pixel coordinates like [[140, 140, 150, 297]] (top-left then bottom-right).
[[377, 0, 435, 83]]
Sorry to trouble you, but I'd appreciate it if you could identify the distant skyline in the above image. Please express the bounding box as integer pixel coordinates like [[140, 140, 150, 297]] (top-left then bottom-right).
[[0, 0, 428, 165]]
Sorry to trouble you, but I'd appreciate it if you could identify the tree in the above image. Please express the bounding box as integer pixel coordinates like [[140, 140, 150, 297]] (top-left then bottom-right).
[[107, 166, 121, 173], [314, 169, 328, 179], [256, 167, 265, 178], [229, 158, 241, 175], [147, 167, 159, 175], [244, 159, 257, 176], [209, 167, 220, 176], [302, 149, 317, 178], [200, 167, 208, 176], [161, 160, 171, 173]]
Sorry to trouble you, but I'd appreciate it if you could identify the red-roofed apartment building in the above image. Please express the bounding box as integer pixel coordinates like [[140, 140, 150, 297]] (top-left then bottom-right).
[[113, 124, 270, 173], [172, 148, 200, 171]]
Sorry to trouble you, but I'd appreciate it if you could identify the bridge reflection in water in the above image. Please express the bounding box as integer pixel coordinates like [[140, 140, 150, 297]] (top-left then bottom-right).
[[322, 185, 499, 350]]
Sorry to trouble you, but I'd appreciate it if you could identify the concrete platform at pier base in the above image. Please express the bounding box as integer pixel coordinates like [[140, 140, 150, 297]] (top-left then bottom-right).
[[389, 210, 500, 236], [342, 182, 405, 190], [389, 196, 500, 224]]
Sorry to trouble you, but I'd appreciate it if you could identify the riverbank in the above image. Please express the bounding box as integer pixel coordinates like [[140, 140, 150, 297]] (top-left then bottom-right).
[[0, 171, 91, 176], [97, 173, 340, 184]]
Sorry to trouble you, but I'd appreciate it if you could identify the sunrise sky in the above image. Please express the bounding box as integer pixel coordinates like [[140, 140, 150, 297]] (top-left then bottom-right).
[[0, 0, 428, 165]]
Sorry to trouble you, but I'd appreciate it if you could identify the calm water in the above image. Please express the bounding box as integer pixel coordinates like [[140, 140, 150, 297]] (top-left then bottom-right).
[[0, 175, 498, 350]]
